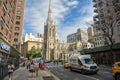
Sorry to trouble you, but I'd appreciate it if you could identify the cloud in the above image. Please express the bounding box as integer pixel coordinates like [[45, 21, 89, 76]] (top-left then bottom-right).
[[23, 0, 94, 42], [66, 0, 79, 7], [57, 3, 94, 42]]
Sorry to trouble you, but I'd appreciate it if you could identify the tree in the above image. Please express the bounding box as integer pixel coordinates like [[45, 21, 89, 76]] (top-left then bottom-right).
[[100, 0, 120, 63], [27, 46, 41, 59]]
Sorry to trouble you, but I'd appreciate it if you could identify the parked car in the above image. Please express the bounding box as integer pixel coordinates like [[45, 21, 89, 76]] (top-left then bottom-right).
[[64, 62, 70, 68], [112, 62, 120, 80]]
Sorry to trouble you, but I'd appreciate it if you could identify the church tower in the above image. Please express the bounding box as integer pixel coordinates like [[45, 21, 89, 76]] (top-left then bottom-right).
[[44, 0, 56, 60]]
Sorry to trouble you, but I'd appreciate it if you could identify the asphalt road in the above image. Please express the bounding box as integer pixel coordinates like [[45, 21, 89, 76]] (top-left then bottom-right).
[[45, 62, 115, 80]]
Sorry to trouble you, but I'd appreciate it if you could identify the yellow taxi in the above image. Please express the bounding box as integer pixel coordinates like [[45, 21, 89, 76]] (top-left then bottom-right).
[[112, 62, 120, 80], [64, 62, 70, 68]]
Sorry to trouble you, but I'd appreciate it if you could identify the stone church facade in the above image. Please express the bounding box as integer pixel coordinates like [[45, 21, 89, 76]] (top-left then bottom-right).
[[44, 0, 84, 61], [44, 0, 70, 61]]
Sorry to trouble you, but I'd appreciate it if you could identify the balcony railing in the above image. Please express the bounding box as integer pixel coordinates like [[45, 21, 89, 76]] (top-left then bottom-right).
[[93, 3, 97, 7], [94, 21, 99, 24], [94, 14, 99, 18], [94, 9, 98, 13], [92, 0, 96, 2]]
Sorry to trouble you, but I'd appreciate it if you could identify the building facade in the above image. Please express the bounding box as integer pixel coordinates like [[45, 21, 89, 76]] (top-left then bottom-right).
[[13, 0, 25, 52], [0, 0, 25, 53], [92, 0, 120, 47], [87, 25, 94, 41], [44, 0, 71, 61], [22, 33, 44, 57], [67, 28, 88, 43], [23, 33, 44, 43], [22, 41, 43, 57]]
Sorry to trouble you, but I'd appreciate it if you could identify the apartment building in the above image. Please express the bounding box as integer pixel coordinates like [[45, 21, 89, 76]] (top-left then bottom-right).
[[67, 28, 88, 43], [92, 0, 120, 47], [0, 0, 25, 52], [13, 0, 25, 52], [87, 25, 94, 41]]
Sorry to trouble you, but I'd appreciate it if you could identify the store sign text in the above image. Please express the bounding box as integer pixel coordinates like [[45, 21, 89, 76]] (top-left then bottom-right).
[[0, 42, 10, 52]]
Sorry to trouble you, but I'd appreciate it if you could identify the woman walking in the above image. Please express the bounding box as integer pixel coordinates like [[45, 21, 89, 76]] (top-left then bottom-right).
[[8, 63, 15, 80], [33, 61, 39, 77]]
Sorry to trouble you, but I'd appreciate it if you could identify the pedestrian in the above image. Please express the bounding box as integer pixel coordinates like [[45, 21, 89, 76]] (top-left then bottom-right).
[[33, 61, 39, 77], [40, 59, 44, 70], [29, 61, 35, 77], [8, 63, 15, 80], [26, 60, 31, 70], [54, 60, 55, 65]]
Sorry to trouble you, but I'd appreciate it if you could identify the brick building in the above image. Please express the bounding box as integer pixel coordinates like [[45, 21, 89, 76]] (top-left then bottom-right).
[[0, 0, 25, 53]]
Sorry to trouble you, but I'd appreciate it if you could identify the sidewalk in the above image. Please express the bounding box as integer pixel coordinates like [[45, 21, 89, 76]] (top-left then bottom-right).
[[3, 67, 60, 80]]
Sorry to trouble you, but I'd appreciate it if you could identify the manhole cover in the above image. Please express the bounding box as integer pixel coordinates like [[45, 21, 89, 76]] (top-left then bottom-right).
[[43, 76, 55, 80]]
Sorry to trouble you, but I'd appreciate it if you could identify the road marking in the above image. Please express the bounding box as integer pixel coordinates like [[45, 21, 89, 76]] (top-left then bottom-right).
[[80, 74, 99, 80], [99, 71, 111, 74]]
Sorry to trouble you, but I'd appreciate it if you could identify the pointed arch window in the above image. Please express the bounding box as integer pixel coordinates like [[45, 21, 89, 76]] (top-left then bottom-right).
[[51, 29, 52, 37], [49, 28, 51, 36], [52, 29, 54, 37]]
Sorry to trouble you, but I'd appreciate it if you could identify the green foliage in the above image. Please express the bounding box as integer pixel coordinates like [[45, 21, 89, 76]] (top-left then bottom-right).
[[27, 46, 41, 59]]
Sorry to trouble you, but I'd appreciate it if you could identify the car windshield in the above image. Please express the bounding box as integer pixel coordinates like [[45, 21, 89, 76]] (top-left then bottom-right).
[[83, 58, 94, 64]]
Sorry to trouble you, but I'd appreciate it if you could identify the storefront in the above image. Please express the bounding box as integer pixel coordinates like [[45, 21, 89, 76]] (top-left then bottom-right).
[[0, 37, 20, 79]]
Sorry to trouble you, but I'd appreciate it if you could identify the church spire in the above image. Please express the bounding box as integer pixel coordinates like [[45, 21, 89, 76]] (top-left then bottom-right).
[[47, 0, 53, 24]]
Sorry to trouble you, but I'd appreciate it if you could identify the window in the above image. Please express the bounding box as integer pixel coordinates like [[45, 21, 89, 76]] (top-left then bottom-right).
[[17, 6, 22, 10], [17, 11, 21, 15], [13, 45, 18, 49], [16, 16, 20, 20], [14, 32, 19, 36], [6, 25, 9, 35], [0, 0, 2, 5], [9, 3, 12, 9], [6, 0, 8, 3], [18, 1, 22, 5], [0, 17, 5, 27], [0, 32, 3, 36], [14, 38, 18, 42], [78, 59, 82, 65], [15, 27, 20, 30], [8, 14, 10, 22], [16, 21, 20, 25], [2, 4, 7, 15]]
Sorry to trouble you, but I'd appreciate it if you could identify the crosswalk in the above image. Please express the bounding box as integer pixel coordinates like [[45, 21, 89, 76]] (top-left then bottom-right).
[[45, 62, 63, 68]]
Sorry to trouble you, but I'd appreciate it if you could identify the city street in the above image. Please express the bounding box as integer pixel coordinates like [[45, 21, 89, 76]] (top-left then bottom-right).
[[45, 62, 115, 80]]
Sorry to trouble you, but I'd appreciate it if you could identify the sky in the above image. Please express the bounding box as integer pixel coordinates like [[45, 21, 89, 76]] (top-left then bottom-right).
[[23, 0, 94, 42]]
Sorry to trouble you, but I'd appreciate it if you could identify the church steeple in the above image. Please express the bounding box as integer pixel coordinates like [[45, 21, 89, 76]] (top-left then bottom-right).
[[47, 0, 53, 24]]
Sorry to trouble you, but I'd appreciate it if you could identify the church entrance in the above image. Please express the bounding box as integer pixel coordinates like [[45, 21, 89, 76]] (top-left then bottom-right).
[[50, 49, 54, 61]]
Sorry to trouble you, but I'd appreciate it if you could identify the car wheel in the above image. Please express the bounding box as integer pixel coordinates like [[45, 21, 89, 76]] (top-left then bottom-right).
[[81, 70, 85, 74], [116, 74, 120, 80]]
